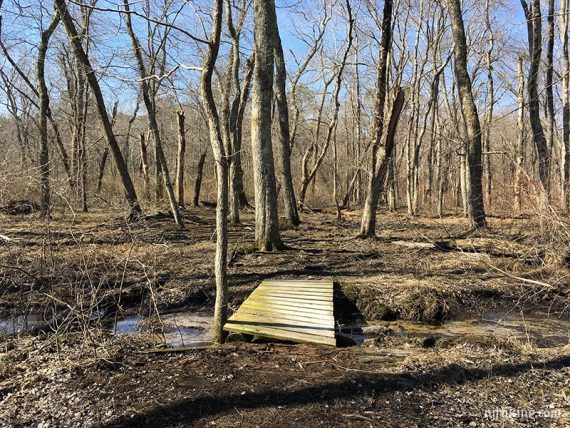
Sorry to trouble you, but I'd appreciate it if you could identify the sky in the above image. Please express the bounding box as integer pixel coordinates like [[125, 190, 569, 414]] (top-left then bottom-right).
[[0, 0, 545, 120]]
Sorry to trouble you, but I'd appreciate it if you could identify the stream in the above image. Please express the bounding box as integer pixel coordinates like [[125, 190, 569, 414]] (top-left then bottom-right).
[[2, 309, 568, 350], [342, 310, 570, 349], [112, 311, 214, 348]]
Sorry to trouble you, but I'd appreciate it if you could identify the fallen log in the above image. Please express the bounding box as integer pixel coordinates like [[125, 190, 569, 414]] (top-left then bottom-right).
[[434, 238, 544, 263]]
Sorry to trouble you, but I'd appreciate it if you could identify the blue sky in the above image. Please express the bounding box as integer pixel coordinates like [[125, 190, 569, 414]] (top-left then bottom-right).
[[0, 0, 545, 119]]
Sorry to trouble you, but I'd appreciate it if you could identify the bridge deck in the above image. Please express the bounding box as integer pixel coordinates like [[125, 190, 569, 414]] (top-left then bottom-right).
[[224, 279, 336, 346]]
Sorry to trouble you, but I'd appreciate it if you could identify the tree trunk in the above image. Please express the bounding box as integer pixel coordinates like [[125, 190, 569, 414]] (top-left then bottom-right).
[[271, 4, 300, 227], [234, 55, 254, 210], [251, 0, 283, 251], [514, 57, 526, 214], [96, 101, 119, 194], [546, 0, 555, 193], [521, 0, 550, 197], [193, 151, 207, 207], [224, 1, 251, 224], [139, 132, 151, 201], [562, 0, 570, 210], [176, 110, 186, 208], [36, 13, 60, 216], [483, 0, 494, 209], [387, 156, 396, 212], [55, 0, 142, 219], [360, 90, 405, 235], [200, 0, 227, 343], [448, 0, 486, 229], [96, 148, 109, 194], [123, 0, 183, 228], [359, 0, 394, 237]]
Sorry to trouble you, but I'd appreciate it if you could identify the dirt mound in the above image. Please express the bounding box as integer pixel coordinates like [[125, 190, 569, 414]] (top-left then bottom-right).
[[398, 288, 461, 323]]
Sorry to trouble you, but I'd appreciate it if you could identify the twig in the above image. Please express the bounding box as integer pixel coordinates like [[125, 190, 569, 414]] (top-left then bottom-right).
[[332, 364, 386, 374], [472, 255, 555, 289]]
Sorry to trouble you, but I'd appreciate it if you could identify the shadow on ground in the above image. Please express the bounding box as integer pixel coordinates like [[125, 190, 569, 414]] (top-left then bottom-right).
[[104, 355, 570, 427]]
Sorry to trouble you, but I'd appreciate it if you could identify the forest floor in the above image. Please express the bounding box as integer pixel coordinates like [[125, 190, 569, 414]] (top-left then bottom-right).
[[0, 206, 569, 427]]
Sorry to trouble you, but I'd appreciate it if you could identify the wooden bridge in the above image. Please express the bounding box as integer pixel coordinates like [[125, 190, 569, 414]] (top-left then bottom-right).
[[224, 279, 336, 346]]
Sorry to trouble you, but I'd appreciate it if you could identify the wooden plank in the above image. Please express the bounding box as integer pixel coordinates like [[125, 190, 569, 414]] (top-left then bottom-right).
[[226, 317, 335, 336], [224, 323, 336, 346], [259, 287, 331, 292], [250, 291, 333, 302], [233, 304, 334, 320], [262, 283, 332, 289], [231, 308, 334, 326], [261, 281, 332, 288], [226, 315, 335, 337], [239, 301, 333, 316], [258, 288, 332, 295], [248, 293, 332, 308], [263, 281, 331, 288], [255, 287, 332, 294], [246, 299, 333, 315], [262, 279, 333, 287], [225, 324, 336, 346]]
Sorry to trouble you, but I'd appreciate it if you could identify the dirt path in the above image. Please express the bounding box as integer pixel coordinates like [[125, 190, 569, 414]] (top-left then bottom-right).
[[0, 341, 569, 427]]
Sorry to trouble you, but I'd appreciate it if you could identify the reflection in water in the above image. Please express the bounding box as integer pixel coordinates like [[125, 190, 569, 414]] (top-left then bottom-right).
[[0, 315, 47, 336], [112, 311, 214, 348], [343, 311, 570, 349]]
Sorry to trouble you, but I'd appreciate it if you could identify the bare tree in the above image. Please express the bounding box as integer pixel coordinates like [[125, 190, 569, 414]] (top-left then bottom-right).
[[36, 12, 60, 216], [55, 0, 142, 219], [221, 0, 253, 225], [139, 131, 151, 201], [1, 14, 73, 188], [271, 3, 300, 227], [448, 0, 486, 229], [193, 151, 207, 208], [561, 0, 570, 210], [176, 110, 186, 208], [359, 0, 394, 238], [251, 0, 283, 251], [520, 0, 550, 197], [483, 0, 495, 208], [123, 0, 183, 228], [514, 56, 526, 214], [546, 0, 555, 190], [200, 0, 227, 343]]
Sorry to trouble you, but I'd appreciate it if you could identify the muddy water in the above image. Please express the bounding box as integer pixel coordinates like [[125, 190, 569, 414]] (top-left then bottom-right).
[[346, 311, 570, 349], [112, 311, 214, 348]]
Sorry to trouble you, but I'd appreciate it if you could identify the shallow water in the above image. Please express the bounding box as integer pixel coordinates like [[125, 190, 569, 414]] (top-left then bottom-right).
[[345, 311, 570, 348], [0, 315, 47, 336], [2, 309, 567, 350], [112, 311, 214, 348]]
